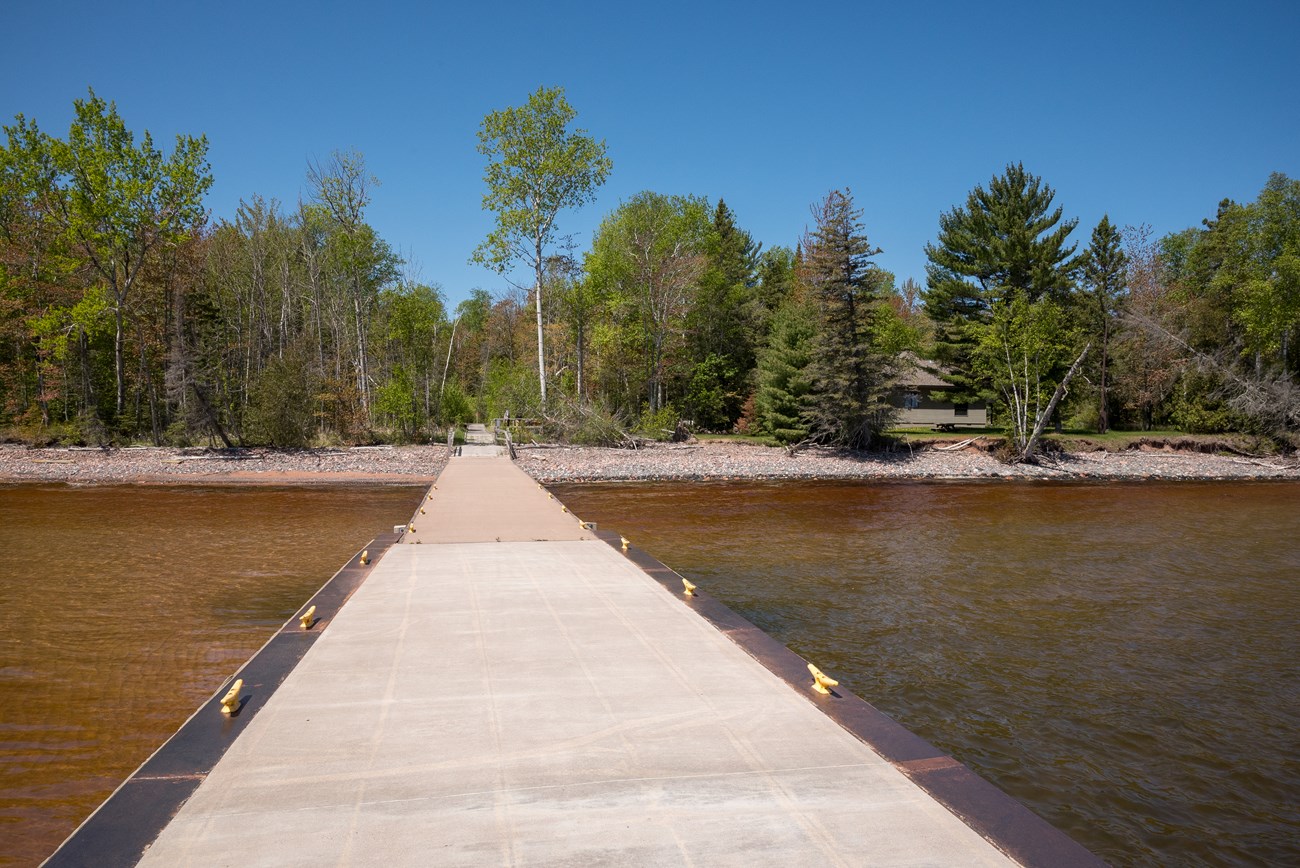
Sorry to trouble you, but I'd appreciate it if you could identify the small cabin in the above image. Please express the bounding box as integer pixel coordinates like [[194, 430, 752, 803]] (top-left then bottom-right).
[[891, 354, 988, 429]]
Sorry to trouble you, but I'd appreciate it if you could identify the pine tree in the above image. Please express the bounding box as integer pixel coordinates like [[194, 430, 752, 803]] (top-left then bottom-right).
[[755, 297, 815, 444], [802, 189, 897, 448], [1082, 215, 1126, 432], [923, 163, 1079, 402], [686, 199, 759, 427]]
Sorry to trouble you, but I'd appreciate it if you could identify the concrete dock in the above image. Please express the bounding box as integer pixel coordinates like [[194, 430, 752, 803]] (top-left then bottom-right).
[[49, 425, 1100, 866]]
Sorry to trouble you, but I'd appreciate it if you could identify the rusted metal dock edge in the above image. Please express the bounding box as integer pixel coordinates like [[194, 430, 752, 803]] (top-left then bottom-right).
[[42, 533, 401, 868]]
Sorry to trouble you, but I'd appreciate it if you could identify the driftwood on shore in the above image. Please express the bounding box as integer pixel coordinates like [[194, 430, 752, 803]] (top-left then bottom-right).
[[933, 437, 979, 452]]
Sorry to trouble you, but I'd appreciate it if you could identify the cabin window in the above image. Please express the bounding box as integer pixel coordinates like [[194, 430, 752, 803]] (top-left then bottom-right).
[[954, 403, 969, 417], [904, 390, 920, 410]]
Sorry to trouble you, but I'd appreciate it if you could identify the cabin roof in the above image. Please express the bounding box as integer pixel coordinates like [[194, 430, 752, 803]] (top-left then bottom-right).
[[897, 352, 954, 389]]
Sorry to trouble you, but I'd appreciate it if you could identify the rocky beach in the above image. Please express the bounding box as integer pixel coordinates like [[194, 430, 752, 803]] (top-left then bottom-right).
[[2, 439, 1296, 486]]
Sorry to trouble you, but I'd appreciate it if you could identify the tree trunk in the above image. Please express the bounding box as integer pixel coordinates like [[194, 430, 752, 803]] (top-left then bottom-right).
[[438, 317, 458, 417], [534, 243, 547, 407], [114, 303, 125, 417], [1098, 316, 1110, 434], [576, 318, 585, 402], [1022, 343, 1091, 462], [354, 293, 369, 416]]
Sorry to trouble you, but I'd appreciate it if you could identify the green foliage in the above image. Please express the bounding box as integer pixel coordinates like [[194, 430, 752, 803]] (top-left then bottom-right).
[[1083, 216, 1128, 305], [1210, 174, 1300, 365], [439, 381, 474, 425], [633, 404, 679, 440], [753, 246, 797, 334], [1139, 174, 1300, 438], [483, 357, 542, 420], [684, 353, 739, 430], [244, 351, 318, 447], [28, 284, 113, 364], [585, 191, 710, 412], [755, 298, 815, 444], [1082, 214, 1127, 432], [686, 200, 760, 426], [803, 189, 898, 448], [8, 87, 1295, 450], [50, 90, 211, 417], [974, 295, 1081, 451], [52, 89, 212, 258], [924, 163, 1079, 403], [873, 298, 923, 355], [472, 85, 611, 407], [373, 366, 418, 439], [471, 86, 612, 274]]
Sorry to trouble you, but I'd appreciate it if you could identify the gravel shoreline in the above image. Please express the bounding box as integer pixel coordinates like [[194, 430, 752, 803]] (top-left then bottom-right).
[[520, 441, 1300, 484], [0, 444, 449, 486], [6, 440, 1292, 486]]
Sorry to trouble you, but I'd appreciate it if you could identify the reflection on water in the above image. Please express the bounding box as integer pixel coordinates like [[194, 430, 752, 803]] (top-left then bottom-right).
[[554, 479, 1300, 868], [0, 484, 420, 866]]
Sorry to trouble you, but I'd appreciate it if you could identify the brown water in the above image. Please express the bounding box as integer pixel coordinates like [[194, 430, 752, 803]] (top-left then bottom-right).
[[554, 480, 1300, 868], [0, 484, 422, 867]]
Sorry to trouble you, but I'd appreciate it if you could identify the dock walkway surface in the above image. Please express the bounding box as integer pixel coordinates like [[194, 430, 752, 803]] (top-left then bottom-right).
[[53, 425, 1099, 866]]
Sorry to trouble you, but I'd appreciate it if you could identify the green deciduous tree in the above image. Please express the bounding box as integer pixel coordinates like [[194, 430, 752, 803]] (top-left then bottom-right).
[[1211, 173, 1300, 371], [472, 86, 611, 408], [975, 295, 1089, 460], [586, 192, 709, 413], [308, 150, 399, 420], [42, 89, 211, 418]]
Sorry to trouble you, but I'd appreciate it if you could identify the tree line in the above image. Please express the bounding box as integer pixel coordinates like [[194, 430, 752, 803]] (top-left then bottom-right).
[[2, 87, 1297, 451]]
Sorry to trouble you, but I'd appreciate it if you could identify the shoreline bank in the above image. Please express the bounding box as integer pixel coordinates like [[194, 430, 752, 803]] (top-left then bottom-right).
[[3, 440, 1296, 486], [519, 442, 1298, 483], [0, 444, 449, 486]]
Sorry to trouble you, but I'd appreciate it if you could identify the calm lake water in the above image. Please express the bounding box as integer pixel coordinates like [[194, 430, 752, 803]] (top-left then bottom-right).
[[0, 484, 422, 867], [2, 481, 1296, 866], [554, 479, 1300, 868]]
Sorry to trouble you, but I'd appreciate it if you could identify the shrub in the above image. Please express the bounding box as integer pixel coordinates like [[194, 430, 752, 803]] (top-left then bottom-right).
[[244, 353, 317, 447]]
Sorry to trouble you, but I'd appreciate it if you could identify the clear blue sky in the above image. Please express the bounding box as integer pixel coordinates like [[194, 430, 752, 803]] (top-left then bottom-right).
[[5, 0, 1297, 306]]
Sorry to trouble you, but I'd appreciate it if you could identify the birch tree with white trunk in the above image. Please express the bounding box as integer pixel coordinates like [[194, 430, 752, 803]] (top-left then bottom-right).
[[471, 86, 611, 409]]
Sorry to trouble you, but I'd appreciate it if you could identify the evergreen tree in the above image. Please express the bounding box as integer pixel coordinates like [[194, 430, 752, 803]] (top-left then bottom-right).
[[802, 189, 897, 448], [755, 296, 815, 444], [924, 163, 1079, 402], [753, 246, 796, 339], [1082, 215, 1127, 432], [686, 199, 759, 427]]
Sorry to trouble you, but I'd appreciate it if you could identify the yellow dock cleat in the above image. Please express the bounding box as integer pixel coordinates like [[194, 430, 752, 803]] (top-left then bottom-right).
[[220, 679, 243, 714], [808, 664, 838, 695]]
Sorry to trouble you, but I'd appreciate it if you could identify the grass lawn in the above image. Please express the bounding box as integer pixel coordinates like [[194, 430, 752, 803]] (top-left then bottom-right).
[[695, 432, 783, 447], [1047, 428, 1184, 443], [696, 427, 1265, 454], [888, 426, 1004, 438]]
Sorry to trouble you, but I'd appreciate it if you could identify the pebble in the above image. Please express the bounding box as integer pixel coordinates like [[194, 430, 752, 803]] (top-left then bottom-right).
[[1, 441, 1294, 485], [515, 442, 1300, 484]]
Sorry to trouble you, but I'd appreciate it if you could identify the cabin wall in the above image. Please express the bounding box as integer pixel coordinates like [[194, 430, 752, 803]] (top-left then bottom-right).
[[891, 390, 988, 426]]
